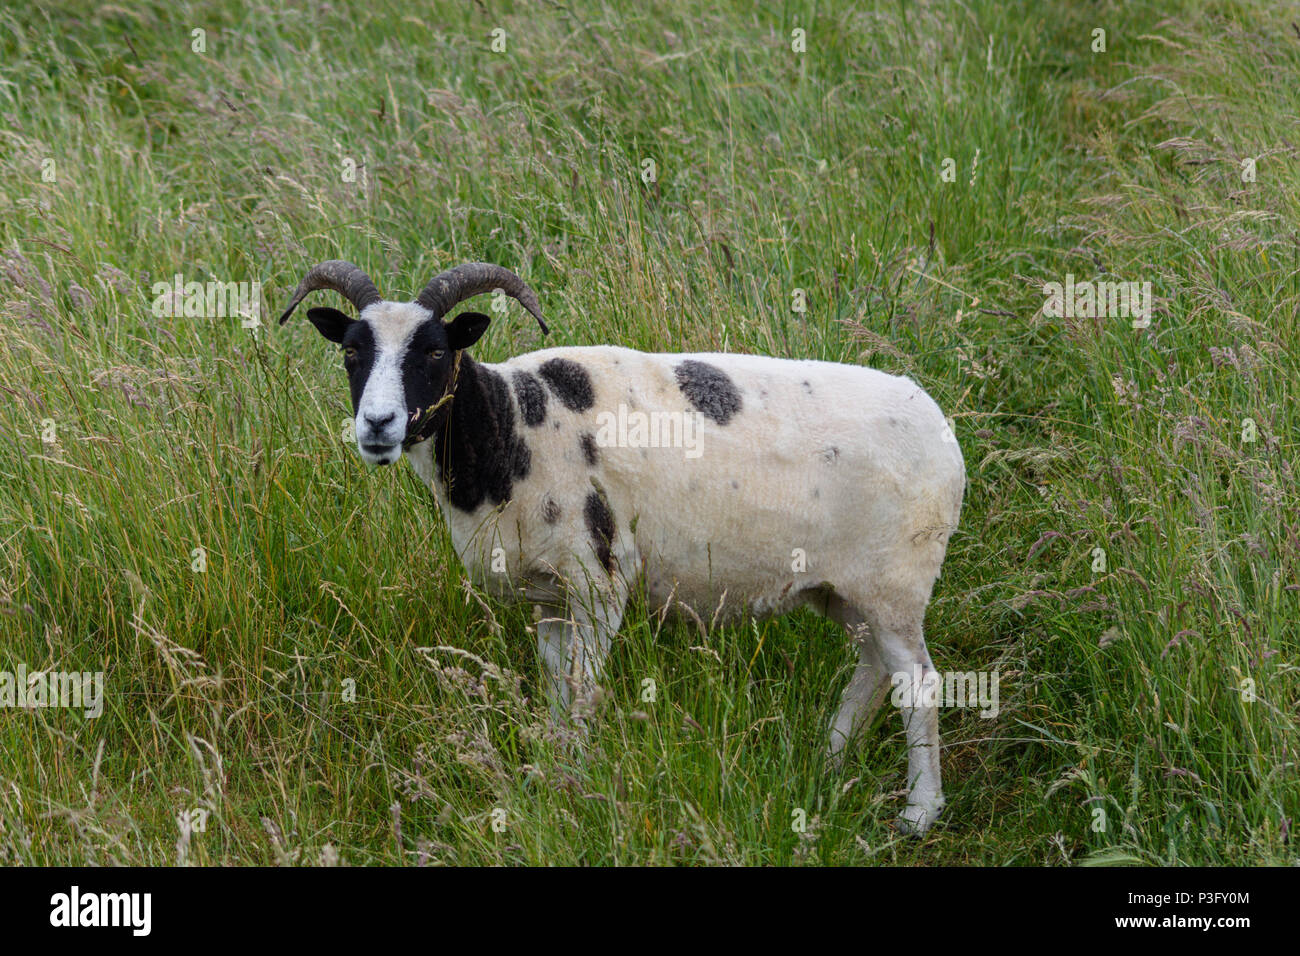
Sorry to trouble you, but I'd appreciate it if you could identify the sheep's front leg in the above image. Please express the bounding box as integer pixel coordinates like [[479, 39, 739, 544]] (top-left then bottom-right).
[[536, 583, 626, 723], [536, 615, 576, 718]]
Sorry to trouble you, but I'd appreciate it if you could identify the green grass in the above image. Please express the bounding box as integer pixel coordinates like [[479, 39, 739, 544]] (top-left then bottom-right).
[[0, 0, 1295, 865]]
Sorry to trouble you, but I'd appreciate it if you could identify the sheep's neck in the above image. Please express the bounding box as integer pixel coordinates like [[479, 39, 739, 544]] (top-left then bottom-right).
[[431, 355, 531, 514]]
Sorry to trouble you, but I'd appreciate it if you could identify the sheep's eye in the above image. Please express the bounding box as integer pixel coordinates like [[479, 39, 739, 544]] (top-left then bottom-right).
[[343, 347, 357, 360], [429, 349, 445, 360]]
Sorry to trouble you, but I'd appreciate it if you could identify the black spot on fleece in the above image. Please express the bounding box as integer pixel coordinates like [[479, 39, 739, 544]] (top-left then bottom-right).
[[674, 359, 742, 425]]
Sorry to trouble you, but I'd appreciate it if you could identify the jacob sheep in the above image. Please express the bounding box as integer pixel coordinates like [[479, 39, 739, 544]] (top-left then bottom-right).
[[279, 260, 965, 834]]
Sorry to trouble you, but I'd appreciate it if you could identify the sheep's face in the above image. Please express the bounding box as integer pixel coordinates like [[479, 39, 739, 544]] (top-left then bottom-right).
[[305, 301, 490, 466]]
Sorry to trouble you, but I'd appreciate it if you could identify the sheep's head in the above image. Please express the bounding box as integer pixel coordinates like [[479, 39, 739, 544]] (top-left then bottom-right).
[[280, 261, 547, 466]]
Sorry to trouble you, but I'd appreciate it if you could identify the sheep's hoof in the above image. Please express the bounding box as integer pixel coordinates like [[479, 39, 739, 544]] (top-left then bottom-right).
[[896, 798, 945, 837]]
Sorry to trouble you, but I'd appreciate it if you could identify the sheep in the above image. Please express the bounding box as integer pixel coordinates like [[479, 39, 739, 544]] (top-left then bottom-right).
[[279, 260, 966, 834]]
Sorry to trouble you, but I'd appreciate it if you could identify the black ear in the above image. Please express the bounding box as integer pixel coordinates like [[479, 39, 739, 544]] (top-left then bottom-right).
[[444, 311, 491, 351], [306, 306, 354, 344]]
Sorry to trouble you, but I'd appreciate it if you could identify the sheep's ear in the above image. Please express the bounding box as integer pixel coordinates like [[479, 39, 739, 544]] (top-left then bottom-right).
[[306, 307, 355, 343], [444, 311, 491, 351]]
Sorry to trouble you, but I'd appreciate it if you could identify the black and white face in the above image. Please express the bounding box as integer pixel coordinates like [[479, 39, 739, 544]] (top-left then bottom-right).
[[306, 302, 491, 466]]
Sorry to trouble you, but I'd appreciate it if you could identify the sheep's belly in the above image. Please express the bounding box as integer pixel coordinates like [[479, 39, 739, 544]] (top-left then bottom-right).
[[618, 446, 918, 621]]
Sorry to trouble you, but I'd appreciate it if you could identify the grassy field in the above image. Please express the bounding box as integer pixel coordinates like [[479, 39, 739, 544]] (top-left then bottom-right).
[[0, 0, 1296, 865]]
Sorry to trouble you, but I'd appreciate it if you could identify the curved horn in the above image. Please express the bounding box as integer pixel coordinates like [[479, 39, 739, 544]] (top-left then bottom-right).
[[415, 262, 549, 336], [278, 260, 383, 324]]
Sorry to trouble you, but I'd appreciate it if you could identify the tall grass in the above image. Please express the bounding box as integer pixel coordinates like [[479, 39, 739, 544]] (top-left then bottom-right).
[[0, 0, 1294, 864]]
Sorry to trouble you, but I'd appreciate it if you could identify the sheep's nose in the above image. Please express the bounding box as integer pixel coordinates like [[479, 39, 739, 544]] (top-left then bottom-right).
[[365, 412, 396, 431]]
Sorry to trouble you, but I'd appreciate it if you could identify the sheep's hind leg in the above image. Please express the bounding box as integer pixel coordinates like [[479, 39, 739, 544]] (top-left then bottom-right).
[[815, 591, 891, 763], [867, 607, 945, 836]]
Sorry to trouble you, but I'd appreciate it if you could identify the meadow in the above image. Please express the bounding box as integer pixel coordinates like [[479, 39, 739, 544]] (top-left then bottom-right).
[[0, 0, 1295, 865]]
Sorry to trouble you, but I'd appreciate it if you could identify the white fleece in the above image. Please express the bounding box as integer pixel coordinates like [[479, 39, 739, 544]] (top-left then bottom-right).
[[406, 345, 964, 623]]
